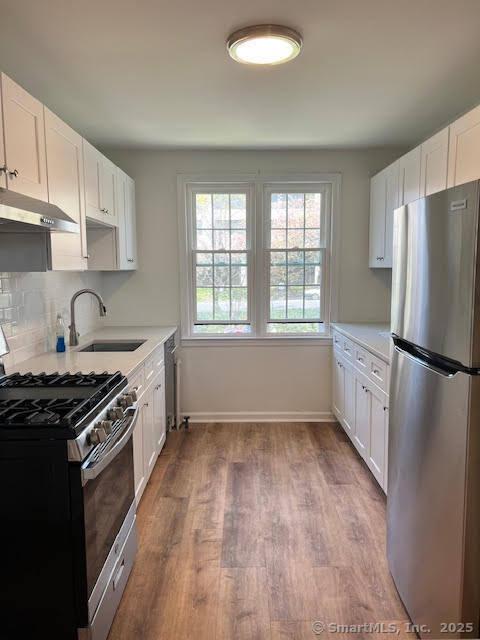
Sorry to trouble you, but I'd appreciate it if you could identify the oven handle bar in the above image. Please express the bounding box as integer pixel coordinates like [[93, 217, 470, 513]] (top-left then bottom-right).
[[81, 405, 139, 485]]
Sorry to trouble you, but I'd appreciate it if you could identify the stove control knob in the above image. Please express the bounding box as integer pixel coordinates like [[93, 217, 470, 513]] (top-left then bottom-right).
[[88, 425, 107, 445], [119, 393, 134, 408], [108, 407, 124, 421], [102, 420, 113, 435], [129, 389, 138, 402]]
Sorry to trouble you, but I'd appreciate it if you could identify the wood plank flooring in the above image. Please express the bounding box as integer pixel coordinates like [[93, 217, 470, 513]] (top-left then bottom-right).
[[108, 422, 412, 640]]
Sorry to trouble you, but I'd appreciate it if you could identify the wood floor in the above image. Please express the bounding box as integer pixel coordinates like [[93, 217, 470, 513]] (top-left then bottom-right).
[[108, 422, 412, 640]]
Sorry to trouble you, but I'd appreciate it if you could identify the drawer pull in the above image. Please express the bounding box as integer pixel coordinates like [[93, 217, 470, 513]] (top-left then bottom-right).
[[357, 356, 364, 363], [373, 368, 380, 375]]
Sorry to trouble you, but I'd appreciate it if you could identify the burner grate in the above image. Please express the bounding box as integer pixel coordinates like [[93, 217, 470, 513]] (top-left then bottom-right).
[[0, 371, 127, 433]]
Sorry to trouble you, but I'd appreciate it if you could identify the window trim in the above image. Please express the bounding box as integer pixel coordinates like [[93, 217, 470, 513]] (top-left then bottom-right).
[[177, 172, 341, 342]]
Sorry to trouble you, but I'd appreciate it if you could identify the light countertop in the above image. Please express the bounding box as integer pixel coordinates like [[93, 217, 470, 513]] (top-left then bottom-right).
[[332, 322, 391, 362], [14, 326, 177, 378]]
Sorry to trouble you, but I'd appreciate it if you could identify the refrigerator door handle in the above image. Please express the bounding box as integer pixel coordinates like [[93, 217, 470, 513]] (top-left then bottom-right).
[[392, 336, 473, 377]]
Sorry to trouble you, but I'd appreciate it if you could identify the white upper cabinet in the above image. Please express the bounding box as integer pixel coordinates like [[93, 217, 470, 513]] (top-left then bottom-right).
[[447, 104, 480, 188], [101, 156, 117, 225], [125, 175, 137, 267], [0, 73, 48, 201], [420, 127, 449, 197], [83, 141, 118, 227], [45, 108, 88, 271], [83, 139, 103, 223], [398, 147, 421, 206], [369, 161, 399, 268]]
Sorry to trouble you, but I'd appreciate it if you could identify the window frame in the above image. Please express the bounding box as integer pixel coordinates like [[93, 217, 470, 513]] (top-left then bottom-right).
[[178, 173, 340, 343], [262, 182, 332, 336], [184, 180, 256, 338]]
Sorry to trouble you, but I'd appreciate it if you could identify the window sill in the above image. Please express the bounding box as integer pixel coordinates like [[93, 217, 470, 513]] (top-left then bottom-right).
[[181, 334, 334, 347]]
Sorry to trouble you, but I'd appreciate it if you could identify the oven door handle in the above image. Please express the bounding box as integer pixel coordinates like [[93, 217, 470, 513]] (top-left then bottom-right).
[[81, 405, 139, 485]]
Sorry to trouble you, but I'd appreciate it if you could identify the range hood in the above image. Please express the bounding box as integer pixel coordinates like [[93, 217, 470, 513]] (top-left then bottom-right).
[[0, 187, 79, 233]]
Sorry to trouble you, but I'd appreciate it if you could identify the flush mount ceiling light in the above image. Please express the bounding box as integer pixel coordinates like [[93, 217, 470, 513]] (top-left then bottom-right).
[[227, 24, 302, 66]]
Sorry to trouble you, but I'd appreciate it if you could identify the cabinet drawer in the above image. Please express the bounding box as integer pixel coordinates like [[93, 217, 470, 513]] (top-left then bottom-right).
[[342, 337, 354, 361], [355, 345, 369, 371], [369, 354, 388, 391], [333, 331, 342, 349], [129, 365, 145, 400], [144, 345, 164, 384]]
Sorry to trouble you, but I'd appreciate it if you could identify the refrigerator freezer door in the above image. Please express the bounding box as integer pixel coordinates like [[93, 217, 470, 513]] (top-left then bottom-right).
[[387, 346, 472, 637], [391, 180, 480, 368]]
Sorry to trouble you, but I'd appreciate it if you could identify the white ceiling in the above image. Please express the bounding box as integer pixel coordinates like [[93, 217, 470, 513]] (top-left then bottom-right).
[[1, 0, 480, 149]]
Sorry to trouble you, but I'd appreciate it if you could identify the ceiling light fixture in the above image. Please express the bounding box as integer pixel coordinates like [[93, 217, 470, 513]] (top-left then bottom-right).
[[227, 24, 302, 66]]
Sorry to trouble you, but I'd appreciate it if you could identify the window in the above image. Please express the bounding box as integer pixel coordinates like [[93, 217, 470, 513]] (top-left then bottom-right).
[[266, 187, 327, 334], [180, 175, 337, 339], [188, 184, 253, 335]]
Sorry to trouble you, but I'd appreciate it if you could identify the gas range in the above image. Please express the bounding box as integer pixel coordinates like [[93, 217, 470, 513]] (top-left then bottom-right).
[[0, 370, 139, 640], [0, 370, 135, 445]]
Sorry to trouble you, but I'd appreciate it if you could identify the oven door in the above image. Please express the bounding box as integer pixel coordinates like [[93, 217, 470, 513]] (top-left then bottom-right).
[[80, 406, 138, 606]]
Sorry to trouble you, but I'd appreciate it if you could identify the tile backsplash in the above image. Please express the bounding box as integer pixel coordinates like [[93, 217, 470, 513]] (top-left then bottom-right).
[[0, 271, 104, 371]]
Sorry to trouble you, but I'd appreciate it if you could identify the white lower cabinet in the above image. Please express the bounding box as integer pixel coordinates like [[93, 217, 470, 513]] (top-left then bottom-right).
[[332, 355, 344, 419], [131, 353, 167, 505], [368, 389, 388, 488], [332, 330, 389, 492], [153, 367, 166, 454], [133, 404, 146, 502], [342, 361, 355, 439], [353, 376, 369, 459]]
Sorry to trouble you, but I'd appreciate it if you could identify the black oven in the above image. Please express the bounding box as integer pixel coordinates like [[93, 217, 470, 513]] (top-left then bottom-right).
[[71, 404, 138, 633]]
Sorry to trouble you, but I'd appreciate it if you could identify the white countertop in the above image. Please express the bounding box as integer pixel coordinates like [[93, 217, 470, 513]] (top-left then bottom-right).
[[14, 326, 177, 378], [332, 322, 391, 362]]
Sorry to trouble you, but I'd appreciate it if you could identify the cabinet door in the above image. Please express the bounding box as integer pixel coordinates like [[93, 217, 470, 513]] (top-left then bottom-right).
[[343, 362, 355, 439], [133, 405, 146, 504], [447, 104, 480, 188], [368, 387, 388, 488], [142, 391, 156, 479], [1, 73, 47, 200], [83, 139, 103, 222], [101, 156, 117, 225], [125, 175, 137, 267], [398, 147, 421, 206], [420, 127, 449, 197], [354, 377, 369, 459], [369, 171, 386, 268], [45, 108, 88, 271], [0, 86, 5, 189], [383, 161, 399, 268], [332, 355, 345, 420], [153, 367, 166, 455]]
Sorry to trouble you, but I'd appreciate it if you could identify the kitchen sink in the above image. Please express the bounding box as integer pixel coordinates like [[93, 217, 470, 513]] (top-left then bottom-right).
[[78, 340, 146, 353]]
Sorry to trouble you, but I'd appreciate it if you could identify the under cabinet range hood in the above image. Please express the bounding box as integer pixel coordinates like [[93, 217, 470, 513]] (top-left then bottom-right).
[[0, 187, 79, 233]]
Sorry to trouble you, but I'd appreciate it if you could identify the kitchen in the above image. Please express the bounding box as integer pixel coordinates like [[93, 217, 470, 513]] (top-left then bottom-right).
[[0, 2, 479, 639]]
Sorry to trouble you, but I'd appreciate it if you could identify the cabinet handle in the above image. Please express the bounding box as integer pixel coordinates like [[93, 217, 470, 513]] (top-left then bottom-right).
[[358, 356, 364, 363], [0, 166, 6, 174], [376, 256, 384, 261], [8, 168, 19, 178], [383, 406, 388, 412], [144, 402, 149, 407], [373, 368, 380, 375]]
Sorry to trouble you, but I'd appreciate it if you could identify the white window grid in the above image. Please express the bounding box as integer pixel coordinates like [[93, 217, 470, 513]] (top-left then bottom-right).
[[262, 183, 332, 333], [186, 183, 255, 335]]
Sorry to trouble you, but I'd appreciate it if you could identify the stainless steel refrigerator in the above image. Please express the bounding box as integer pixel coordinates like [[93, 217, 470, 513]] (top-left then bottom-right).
[[388, 180, 480, 639]]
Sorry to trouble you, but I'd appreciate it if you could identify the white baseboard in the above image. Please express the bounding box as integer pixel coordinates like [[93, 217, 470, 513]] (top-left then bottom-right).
[[184, 411, 335, 423]]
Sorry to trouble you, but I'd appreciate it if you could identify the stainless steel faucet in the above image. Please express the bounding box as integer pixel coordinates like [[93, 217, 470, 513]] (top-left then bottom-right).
[[0, 324, 9, 376], [69, 289, 107, 346]]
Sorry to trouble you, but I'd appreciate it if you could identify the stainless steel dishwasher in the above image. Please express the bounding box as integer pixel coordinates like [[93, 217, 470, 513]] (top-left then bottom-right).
[[164, 333, 177, 430]]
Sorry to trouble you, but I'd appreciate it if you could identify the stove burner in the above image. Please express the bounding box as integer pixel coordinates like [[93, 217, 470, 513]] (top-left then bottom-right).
[[0, 371, 127, 436], [0, 398, 85, 426], [1, 372, 114, 388]]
